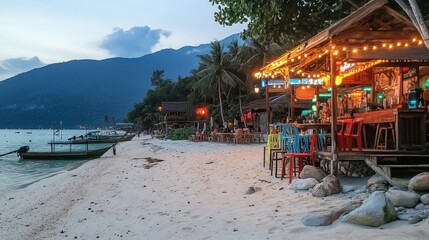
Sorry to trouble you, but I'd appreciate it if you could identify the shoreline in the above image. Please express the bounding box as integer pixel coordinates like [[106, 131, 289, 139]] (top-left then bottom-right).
[[1, 136, 428, 239]]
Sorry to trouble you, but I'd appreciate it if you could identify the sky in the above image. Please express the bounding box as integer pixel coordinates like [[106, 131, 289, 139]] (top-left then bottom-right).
[[0, 0, 246, 80]]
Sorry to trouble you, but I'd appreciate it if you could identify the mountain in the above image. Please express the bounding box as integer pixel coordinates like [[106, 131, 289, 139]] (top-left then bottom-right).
[[0, 34, 242, 129]]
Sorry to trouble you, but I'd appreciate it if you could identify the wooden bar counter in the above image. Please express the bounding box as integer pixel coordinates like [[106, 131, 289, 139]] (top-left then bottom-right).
[[354, 108, 426, 151]]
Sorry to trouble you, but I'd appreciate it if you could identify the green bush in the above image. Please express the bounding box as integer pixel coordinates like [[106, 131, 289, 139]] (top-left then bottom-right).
[[168, 127, 196, 140]]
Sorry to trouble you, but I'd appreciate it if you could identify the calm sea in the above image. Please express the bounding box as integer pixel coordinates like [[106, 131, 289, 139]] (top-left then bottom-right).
[[0, 129, 111, 194]]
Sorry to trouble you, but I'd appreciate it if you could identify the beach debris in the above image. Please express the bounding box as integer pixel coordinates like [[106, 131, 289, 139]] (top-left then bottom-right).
[[408, 172, 429, 192], [144, 157, 164, 163], [302, 201, 361, 226], [257, 179, 271, 183], [367, 174, 389, 193], [205, 161, 214, 164], [142, 157, 165, 169], [311, 175, 341, 197], [299, 165, 327, 182], [244, 187, 261, 195], [385, 187, 420, 208], [342, 191, 396, 227], [288, 178, 319, 191]]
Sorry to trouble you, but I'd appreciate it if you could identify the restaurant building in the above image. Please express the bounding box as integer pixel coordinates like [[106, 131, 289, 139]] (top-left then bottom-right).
[[259, 0, 429, 177]]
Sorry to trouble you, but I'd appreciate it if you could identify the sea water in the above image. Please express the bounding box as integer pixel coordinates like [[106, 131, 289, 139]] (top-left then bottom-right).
[[0, 129, 111, 194]]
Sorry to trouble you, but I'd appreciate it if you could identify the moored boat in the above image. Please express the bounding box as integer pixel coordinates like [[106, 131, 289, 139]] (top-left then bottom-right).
[[19, 145, 113, 160]]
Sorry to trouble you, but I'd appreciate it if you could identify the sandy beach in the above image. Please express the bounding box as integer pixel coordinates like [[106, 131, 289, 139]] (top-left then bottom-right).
[[1, 136, 428, 240]]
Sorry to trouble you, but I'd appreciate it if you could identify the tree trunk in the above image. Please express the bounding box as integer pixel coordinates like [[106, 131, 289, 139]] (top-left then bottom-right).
[[217, 75, 225, 127], [238, 88, 247, 127]]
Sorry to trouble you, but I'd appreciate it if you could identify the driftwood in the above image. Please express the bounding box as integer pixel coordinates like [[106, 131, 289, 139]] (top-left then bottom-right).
[[364, 158, 409, 189]]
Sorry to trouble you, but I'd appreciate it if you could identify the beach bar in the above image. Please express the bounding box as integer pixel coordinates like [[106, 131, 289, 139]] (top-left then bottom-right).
[[259, 0, 429, 180]]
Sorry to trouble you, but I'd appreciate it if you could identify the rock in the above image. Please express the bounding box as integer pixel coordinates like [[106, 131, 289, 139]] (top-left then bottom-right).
[[342, 184, 358, 193], [302, 201, 361, 227], [408, 215, 425, 224], [385, 188, 420, 208], [367, 175, 389, 193], [409, 172, 429, 192], [396, 207, 429, 224], [421, 194, 429, 205], [342, 191, 396, 227], [311, 174, 341, 197], [415, 203, 425, 210], [288, 178, 319, 191], [299, 165, 327, 182]]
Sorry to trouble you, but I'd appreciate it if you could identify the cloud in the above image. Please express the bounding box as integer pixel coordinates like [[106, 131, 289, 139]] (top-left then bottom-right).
[[100, 26, 171, 58], [0, 56, 45, 80]]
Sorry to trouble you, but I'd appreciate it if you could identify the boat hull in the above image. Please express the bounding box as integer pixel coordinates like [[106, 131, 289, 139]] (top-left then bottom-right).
[[19, 146, 113, 160], [49, 134, 135, 145]]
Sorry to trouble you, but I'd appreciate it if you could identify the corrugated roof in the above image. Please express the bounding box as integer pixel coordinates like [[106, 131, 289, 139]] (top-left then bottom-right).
[[161, 102, 188, 113]]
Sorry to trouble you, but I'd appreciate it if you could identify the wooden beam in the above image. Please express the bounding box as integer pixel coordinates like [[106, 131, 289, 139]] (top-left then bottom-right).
[[382, 6, 415, 29], [333, 30, 419, 42]]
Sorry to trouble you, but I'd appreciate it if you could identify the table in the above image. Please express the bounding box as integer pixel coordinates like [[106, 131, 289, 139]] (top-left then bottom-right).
[[354, 108, 426, 150]]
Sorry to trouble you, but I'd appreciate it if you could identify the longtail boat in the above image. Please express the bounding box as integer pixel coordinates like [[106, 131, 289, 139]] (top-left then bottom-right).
[[19, 145, 113, 160]]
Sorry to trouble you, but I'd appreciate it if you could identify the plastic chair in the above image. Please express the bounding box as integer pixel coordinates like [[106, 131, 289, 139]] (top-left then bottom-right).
[[281, 134, 317, 183], [289, 124, 312, 153], [338, 119, 353, 151], [271, 124, 290, 177], [263, 133, 281, 168], [345, 118, 363, 151], [318, 129, 326, 151]]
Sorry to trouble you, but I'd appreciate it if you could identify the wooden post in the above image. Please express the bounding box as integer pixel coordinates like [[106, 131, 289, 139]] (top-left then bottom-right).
[[291, 86, 295, 121], [265, 79, 271, 132], [315, 87, 320, 119], [329, 43, 339, 176]]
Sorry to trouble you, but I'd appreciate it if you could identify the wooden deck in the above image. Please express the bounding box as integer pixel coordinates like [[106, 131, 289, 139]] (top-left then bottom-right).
[[316, 147, 429, 183]]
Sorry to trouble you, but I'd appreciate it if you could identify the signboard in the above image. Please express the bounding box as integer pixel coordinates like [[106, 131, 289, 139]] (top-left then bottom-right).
[[289, 78, 323, 86]]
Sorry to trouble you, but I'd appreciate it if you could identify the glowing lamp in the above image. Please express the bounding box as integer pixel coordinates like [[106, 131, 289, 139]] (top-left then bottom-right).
[[335, 76, 343, 86], [254, 84, 260, 93]]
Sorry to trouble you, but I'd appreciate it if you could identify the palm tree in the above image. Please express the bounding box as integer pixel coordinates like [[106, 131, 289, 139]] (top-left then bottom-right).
[[236, 38, 284, 130], [194, 40, 244, 127]]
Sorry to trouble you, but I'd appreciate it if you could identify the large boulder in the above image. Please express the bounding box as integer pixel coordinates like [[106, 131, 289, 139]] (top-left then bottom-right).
[[409, 172, 429, 192], [385, 187, 421, 208], [367, 175, 389, 193], [342, 191, 396, 227], [311, 174, 341, 197], [288, 178, 319, 191], [299, 165, 327, 182], [301, 201, 361, 227]]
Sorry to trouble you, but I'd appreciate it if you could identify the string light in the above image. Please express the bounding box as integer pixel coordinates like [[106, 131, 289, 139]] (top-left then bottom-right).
[[263, 37, 424, 73]]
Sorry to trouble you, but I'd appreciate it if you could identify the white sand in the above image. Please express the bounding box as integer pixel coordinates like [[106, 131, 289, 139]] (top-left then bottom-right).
[[1, 136, 428, 240]]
